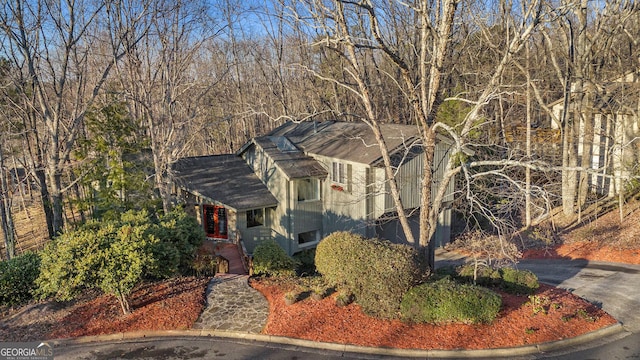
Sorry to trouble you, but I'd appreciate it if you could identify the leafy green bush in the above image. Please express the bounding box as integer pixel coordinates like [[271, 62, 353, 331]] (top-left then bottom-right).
[[315, 231, 427, 318], [0, 253, 41, 307], [96, 223, 156, 314], [400, 278, 502, 324], [147, 207, 205, 278], [499, 267, 539, 294], [36, 211, 159, 314], [455, 265, 539, 294], [159, 207, 205, 268], [456, 264, 502, 287], [252, 240, 299, 277], [293, 248, 316, 276], [314, 231, 362, 286]]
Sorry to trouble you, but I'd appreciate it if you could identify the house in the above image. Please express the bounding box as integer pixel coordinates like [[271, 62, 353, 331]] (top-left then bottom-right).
[[550, 71, 640, 196], [171, 120, 455, 256]]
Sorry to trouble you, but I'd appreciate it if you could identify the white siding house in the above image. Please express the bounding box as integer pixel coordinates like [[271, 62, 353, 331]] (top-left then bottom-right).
[[550, 71, 640, 196]]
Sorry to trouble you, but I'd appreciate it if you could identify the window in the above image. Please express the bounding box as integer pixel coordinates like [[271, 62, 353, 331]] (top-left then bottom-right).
[[332, 162, 346, 184], [269, 136, 299, 152], [246, 208, 264, 228], [331, 162, 352, 192], [297, 178, 320, 201], [298, 230, 319, 245]]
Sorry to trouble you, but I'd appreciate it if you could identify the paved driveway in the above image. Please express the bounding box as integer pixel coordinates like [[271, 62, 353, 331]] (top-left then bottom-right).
[[516, 259, 640, 332]]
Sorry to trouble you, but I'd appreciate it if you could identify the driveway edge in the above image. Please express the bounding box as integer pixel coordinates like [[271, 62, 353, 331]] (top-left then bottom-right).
[[51, 322, 626, 358]]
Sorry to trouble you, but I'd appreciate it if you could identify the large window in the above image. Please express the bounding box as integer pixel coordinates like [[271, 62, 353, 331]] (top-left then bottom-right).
[[297, 178, 320, 201], [246, 208, 264, 228]]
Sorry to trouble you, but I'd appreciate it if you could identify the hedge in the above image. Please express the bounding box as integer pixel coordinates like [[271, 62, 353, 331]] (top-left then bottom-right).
[[400, 278, 502, 324], [315, 231, 427, 318], [456, 264, 540, 294], [252, 240, 299, 277]]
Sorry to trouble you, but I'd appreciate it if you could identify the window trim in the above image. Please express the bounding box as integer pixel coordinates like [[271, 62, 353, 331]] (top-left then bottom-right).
[[332, 162, 346, 184]]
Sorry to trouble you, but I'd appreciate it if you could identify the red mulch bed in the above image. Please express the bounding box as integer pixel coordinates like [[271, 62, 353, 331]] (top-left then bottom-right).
[[0, 277, 210, 342], [523, 203, 640, 265], [523, 242, 640, 264], [250, 278, 617, 350]]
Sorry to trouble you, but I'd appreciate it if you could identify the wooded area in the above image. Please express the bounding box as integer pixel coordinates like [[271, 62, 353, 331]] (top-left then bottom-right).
[[1, 0, 639, 263]]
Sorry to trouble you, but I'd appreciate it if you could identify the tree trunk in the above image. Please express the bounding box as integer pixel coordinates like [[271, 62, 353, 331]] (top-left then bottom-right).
[[47, 146, 64, 235], [419, 129, 436, 270], [525, 44, 532, 228], [561, 21, 577, 217], [0, 146, 16, 259], [117, 291, 131, 315], [35, 168, 54, 239], [334, 1, 417, 249], [576, 0, 593, 212]]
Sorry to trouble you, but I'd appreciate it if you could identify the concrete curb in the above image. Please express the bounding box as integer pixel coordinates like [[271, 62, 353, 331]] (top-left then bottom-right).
[[51, 322, 626, 358]]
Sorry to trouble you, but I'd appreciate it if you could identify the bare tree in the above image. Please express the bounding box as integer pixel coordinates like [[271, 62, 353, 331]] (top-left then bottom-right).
[[116, 0, 228, 213], [0, 0, 151, 236], [272, 0, 548, 270]]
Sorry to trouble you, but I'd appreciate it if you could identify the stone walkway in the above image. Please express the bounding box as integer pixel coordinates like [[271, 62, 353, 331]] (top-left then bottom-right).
[[192, 243, 269, 334]]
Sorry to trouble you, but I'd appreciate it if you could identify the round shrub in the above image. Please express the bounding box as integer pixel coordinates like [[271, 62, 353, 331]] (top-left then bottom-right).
[[315, 231, 427, 318], [499, 267, 539, 294], [400, 278, 502, 324], [0, 252, 41, 307], [314, 231, 362, 286], [455, 265, 540, 294], [252, 240, 299, 277], [456, 264, 502, 287]]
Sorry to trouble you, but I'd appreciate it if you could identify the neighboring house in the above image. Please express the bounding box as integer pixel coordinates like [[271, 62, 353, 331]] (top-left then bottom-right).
[[171, 120, 455, 256], [550, 71, 640, 197]]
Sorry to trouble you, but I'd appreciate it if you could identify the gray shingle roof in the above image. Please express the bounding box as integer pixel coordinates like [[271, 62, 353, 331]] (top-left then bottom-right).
[[252, 136, 329, 179], [172, 155, 278, 210], [268, 120, 423, 165]]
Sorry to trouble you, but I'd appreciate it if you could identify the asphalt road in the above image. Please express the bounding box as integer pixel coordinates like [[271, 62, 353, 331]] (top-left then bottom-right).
[[51, 259, 640, 360]]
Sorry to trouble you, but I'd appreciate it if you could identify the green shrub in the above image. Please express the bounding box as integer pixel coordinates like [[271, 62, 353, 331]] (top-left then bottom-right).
[[456, 264, 502, 287], [400, 278, 502, 324], [252, 240, 299, 277], [500, 267, 539, 294], [455, 265, 539, 294], [36, 212, 159, 314], [293, 248, 316, 276], [148, 207, 205, 278], [315, 231, 427, 318], [0, 253, 41, 307], [432, 265, 458, 280]]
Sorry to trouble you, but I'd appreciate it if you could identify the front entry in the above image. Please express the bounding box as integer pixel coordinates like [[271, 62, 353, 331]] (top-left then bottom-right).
[[203, 205, 228, 239]]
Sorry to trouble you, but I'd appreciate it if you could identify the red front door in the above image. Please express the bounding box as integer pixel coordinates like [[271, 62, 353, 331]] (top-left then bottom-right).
[[203, 205, 228, 239]]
